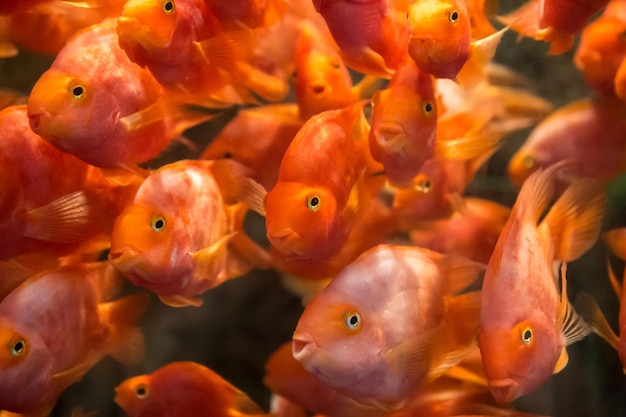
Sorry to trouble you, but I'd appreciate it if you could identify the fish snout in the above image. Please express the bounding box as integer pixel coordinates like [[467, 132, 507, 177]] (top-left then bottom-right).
[[292, 333, 317, 363], [26, 109, 51, 137], [487, 377, 520, 403], [309, 83, 326, 95], [372, 122, 407, 153], [267, 228, 301, 254]]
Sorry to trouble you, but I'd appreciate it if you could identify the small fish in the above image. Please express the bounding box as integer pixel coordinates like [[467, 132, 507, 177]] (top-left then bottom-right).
[[265, 103, 383, 261], [27, 20, 214, 169], [508, 95, 626, 186], [114, 361, 270, 417], [0, 262, 148, 416], [477, 163, 605, 403], [109, 159, 271, 307], [292, 244, 484, 409]]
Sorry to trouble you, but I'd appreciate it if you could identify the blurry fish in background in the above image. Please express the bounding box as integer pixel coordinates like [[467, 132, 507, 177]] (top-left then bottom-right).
[[109, 159, 270, 307], [478, 163, 605, 403], [292, 244, 484, 410], [0, 262, 148, 416], [508, 95, 626, 187], [204, 0, 288, 30], [115, 361, 271, 417], [27, 20, 217, 170]]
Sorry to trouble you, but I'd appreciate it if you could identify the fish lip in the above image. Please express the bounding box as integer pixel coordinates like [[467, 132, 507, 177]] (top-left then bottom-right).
[[26, 108, 51, 133], [267, 228, 304, 255], [292, 332, 318, 363], [487, 377, 520, 403]]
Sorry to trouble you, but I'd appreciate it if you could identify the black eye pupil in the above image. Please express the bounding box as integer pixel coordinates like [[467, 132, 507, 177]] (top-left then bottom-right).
[[164, 1, 173, 11], [136, 387, 146, 395], [154, 219, 164, 229], [451, 11, 458, 20], [223, 151, 233, 158], [73, 86, 83, 96], [425, 103, 432, 112], [13, 341, 23, 352], [310, 197, 319, 206], [349, 315, 358, 326], [524, 330, 531, 340]]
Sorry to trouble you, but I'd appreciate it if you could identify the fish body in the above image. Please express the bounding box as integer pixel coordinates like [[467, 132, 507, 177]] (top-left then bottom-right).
[[265, 103, 382, 261], [478, 164, 604, 403], [368, 58, 437, 186], [0, 262, 147, 415], [114, 361, 268, 417], [292, 244, 484, 407], [508, 95, 626, 186], [27, 21, 208, 169], [109, 159, 269, 307]]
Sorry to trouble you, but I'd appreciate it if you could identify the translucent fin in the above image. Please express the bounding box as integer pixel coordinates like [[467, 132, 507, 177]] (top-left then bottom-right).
[[209, 159, 267, 216], [556, 264, 591, 347], [433, 132, 502, 161], [496, 0, 540, 38], [24, 191, 91, 243], [435, 253, 486, 296], [603, 227, 626, 261], [606, 257, 623, 300], [457, 26, 509, 88], [574, 292, 619, 351], [192, 232, 237, 280], [159, 294, 203, 307]]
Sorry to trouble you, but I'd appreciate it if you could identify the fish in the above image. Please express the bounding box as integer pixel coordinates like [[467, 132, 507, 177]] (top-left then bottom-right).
[[0, 104, 141, 261], [0, 262, 148, 416], [265, 103, 383, 261], [312, 0, 411, 78], [27, 20, 214, 169], [498, 0, 609, 54], [292, 244, 484, 409], [573, 0, 626, 94], [117, 0, 289, 104], [406, 0, 506, 84], [114, 361, 269, 417], [200, 103, 303, 190], [108, 159, 271, 307], [477, 163, 605, 403], [508, 95, 626, 187]]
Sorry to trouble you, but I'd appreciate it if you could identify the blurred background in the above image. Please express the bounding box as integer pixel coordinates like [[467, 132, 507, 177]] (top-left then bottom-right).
[[1, 0, 626, 416]]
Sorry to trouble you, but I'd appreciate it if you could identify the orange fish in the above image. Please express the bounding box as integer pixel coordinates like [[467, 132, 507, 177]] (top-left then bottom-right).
[[265, 103, 383, 261], [574, 0, 626, 94], [117, 0, 288, 104], [292, 244, 484, 409], [200, 103, 303, 191], [477, 163, 604, 403], [508, 95, 626, 186], [0, 262, 147, 416], [114, 361, 269, 417], [109, 159, 271, 307], [406, 0, 506, 84], [27, 20, 213, 169], [498, 0, 609, 54], [312, 0, 411, 78], [0, 105, 141, 261]]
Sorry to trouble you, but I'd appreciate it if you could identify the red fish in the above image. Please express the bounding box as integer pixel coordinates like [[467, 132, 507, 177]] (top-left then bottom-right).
[[0, 105, 141, 261], [292, 244, 484, 409], [508, 95, 626, 186], [0, 262, 147, 416], [312, 0, 411, 78], [109, 159, 271, 307], [114, 361, 269, 417], [477, 163, 605, 403], [265, 103, 383, 261]]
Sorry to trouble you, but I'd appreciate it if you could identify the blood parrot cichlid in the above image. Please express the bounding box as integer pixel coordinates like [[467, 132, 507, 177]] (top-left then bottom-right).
[[109, 159, 271, 307], [477, 163, 605, 403]]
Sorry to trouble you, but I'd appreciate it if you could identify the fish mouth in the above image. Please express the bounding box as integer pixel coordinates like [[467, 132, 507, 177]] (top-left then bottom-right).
[[487, 377, 520, 403], [267, 228, 304, 255], [372, 122, 408, 154], [108, 247, 146, 282], [292, 332, 317, 363], [26, 109, 51, 134]]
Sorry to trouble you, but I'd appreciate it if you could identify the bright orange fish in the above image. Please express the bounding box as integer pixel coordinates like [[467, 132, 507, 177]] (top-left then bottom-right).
[[117, 0, 288, 104], [292, 244, 484, 409], [114, 361, 269, 417], [498, 0, 609, 54], [200, 103, 303, 191], [574, 0, 626, 94], [477, 163, 605, 403], [508, 95, 626, 186], [265, 103, 383, 261], [109, 159, 271, 307], [0, 262, 148, 416], [0, 104, 141, 261], [27, 20, 213, 169]]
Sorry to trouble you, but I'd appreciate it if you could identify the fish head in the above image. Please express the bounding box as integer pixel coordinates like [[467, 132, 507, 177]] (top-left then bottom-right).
[[27, 70, 118, 156], [118, 0, 180, 55], [292, 291, 385, 394], [265, 182, 342, 259], [109, 204, 178, 285], [115, 374, 163, 417], [477, 318, 561, 403], [392, 159, 446, 218], [507, 149, 542, 187]]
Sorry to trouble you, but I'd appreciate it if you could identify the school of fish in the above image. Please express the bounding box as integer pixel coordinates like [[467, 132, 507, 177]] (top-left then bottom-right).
[[0, 0, 624, 416]]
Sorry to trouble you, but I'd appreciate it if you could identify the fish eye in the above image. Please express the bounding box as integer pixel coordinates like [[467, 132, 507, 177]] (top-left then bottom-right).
[[520, 327, 533, 344], [162, 0, 175, 13], [9, 339, 25, 356], [135, 383, 150, 399], [449, 10, 459, 23], [421, 100, 434, 117], [306, 195, 321, 211], [418, 178, 432, 193], [331, 59, 341, 70], [222, 151, 233, 159], [343, 309, 361, 331], [70, 83, 86, 100], [523, 156, 534, 169], [150, 215, 166, 232]]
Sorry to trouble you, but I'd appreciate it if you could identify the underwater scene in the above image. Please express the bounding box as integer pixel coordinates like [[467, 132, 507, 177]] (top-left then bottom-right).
[[1, 0, 626, 416]]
